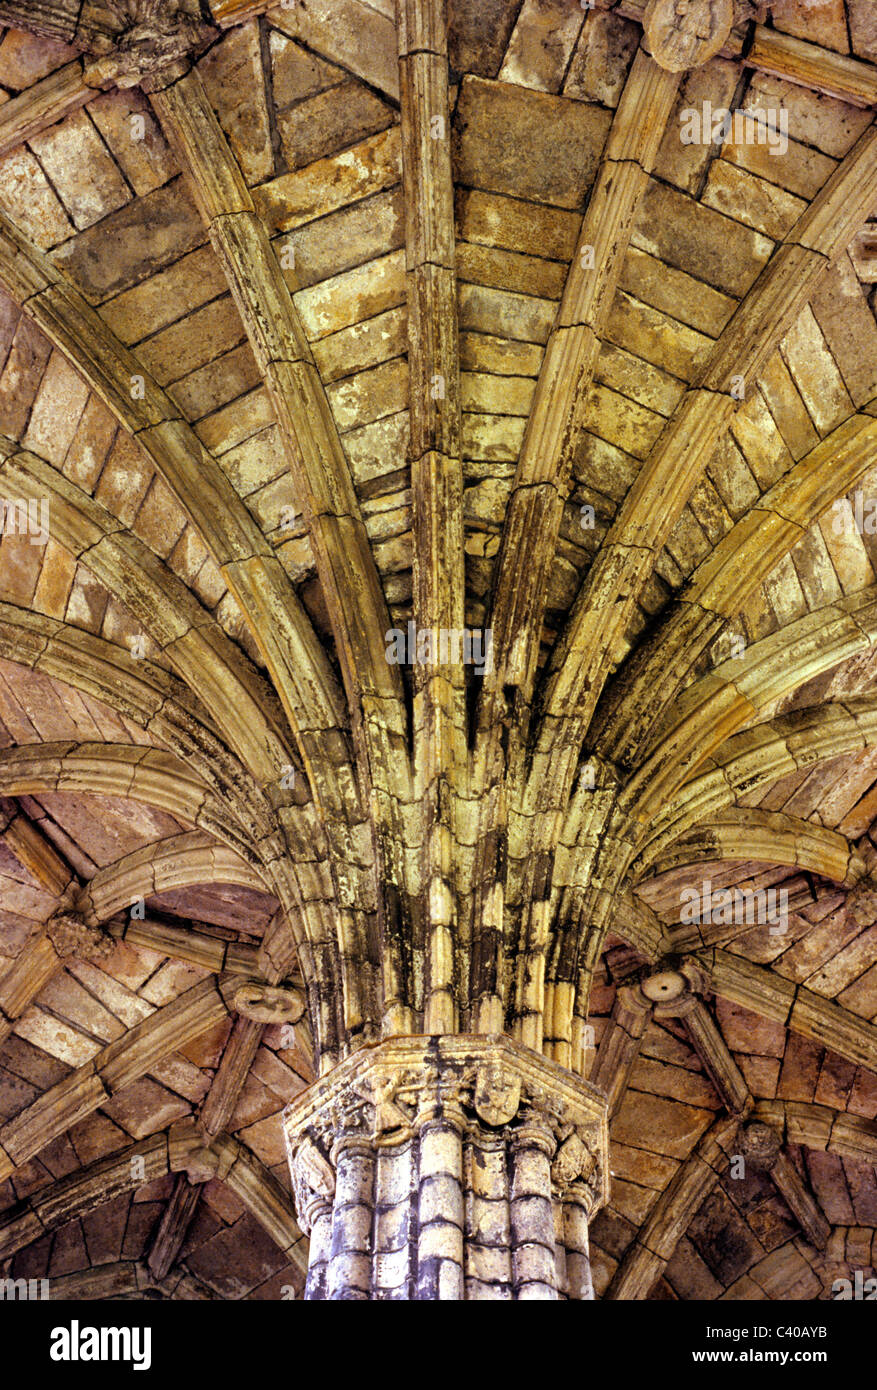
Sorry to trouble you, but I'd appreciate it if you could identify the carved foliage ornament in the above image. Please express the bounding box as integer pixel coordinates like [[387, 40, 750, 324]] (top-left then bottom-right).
[[87, 0, 217, 89], [46, 911, 114, 962], [644, 0, 734, 72]]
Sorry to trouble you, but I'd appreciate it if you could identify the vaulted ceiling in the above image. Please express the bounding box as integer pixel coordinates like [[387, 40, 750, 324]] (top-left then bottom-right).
[[0, 0, 875, 1301]]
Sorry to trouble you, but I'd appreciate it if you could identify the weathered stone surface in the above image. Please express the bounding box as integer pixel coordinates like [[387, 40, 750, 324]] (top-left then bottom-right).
[[0, 148, 73, 250], [687, 1186, 765, 1283], [0, 29, 78, 90], [269, 32, 342, 109], [771, 0, 850, 55], [199, 23, 273, 186], [703, 160, 807, 240], [52, 177, 205, 301], [632, 179, 773, 297], [850, 0, 877, 62], [184, 1209, 288, 1298], [269, 0, 398, 101], [254, 127, 401, 233], [453, 77, 612, 211], [652, 59, 739, 193], [277, 80, 395, 172], [564, 11, 640, 107], [613, 1090, 715, 1159], [29, 108, 131, 231], [87, 87, 177, 197], [722, 127, 837, 202], [498, 0, 586, 95], [100, 245, 225, 346]]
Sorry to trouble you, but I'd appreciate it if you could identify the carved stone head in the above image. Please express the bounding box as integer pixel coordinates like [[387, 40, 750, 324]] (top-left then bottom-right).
[[739, 1120, 782, 1171]]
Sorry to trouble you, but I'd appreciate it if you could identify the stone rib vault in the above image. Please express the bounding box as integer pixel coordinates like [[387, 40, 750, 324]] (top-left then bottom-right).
[[0, 0, 873, 1300]]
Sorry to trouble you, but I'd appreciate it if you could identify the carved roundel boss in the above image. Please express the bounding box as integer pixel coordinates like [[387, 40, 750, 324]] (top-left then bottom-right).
[[644, 0, 734, 72]]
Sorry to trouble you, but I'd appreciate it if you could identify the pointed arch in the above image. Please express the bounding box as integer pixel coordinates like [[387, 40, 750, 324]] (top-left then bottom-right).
[[594, 405, 877, 768], [79, 829, 267, 927], [622, 589, 877, 829], [0, 601, 282, 844], [533, 123, 877, 797], [636, 697, 877, 868], [0, 211, 358, 828], [0, 433, 297, 794], [0, 741, 247, 850], [640, 809, 860, 887]]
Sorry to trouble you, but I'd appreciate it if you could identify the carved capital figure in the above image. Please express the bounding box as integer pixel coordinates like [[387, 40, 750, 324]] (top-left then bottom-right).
[[552, 1131, 597, 1189], [473, 1059, 522, 1127], [289, 1137, 336, 1234]]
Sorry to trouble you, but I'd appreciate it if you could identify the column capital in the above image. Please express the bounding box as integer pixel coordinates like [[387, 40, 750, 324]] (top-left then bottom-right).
[[284, 1033, 610, 1224]]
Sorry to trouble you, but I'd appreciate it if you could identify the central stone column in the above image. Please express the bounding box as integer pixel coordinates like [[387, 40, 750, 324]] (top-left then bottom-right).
[[283, 1035, 609, 1300]]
